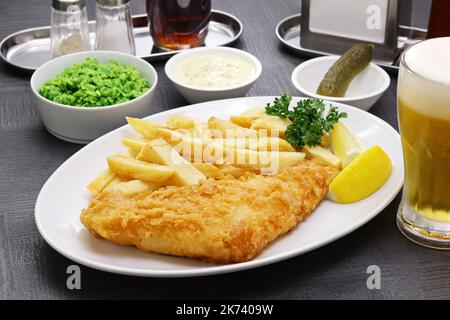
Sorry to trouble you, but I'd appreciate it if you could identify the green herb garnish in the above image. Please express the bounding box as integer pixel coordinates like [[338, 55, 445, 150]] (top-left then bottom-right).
[[39, 58, 150, 107], [265, 93, 347, 149]]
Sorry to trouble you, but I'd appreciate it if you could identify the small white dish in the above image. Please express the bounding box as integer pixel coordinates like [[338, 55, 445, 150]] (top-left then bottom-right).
[[165, 47, 262, 104], [291, 56, 390, 111], [35, 96, 403, 277], [30, 50, 158, 144]]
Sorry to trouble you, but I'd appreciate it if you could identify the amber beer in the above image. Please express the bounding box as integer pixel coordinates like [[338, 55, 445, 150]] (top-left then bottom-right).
[[147, 0, 211, 51], [397, 37, 450, 248]]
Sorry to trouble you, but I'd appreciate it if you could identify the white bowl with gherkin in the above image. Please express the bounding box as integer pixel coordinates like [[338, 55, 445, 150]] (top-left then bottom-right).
[[291, 44, 390, 111]]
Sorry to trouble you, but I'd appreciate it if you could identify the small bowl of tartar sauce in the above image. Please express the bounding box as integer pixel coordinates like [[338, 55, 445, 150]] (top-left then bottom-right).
[[165, 47, 262, 103]]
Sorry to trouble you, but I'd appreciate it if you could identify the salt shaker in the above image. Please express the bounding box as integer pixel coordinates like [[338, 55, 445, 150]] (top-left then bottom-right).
[[50, 0, 91, 58], [95, 0, 136, 55]]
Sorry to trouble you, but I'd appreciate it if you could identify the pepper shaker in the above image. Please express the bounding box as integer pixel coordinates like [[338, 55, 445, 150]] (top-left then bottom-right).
[[95, 0, 136, 55], [50, 0, 91, 58]]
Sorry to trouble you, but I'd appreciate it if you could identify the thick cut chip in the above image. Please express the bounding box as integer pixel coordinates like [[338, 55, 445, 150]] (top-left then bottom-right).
[[106, 179, 161, 196], [138, 138, 206, 186], [166, 114, 195, 129], [192, 163, 225, 179], [87, 169, 116, 195], [122, 137, 150, 154], [230, 106, 266, 128], [304, 146, 341, 168], [126, 117, 162, 138], [250, 115, 291, 137], [107, 155, 175, 182]]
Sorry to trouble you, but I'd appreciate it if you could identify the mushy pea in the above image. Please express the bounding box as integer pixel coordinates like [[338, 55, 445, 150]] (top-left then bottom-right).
[[39, 58, 150, 107]]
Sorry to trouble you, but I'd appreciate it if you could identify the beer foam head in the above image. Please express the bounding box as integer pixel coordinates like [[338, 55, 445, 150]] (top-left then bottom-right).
[[400, 37, 450, 120], [404, 37, 450, 85]]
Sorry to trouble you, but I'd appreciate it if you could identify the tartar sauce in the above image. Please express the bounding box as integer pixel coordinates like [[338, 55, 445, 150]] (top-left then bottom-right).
[[173, 53, 255, 89]]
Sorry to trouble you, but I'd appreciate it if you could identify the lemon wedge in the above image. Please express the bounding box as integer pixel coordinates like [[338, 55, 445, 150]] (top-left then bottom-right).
[[328, 145, 392, 204], [330, 122, 365, 168]]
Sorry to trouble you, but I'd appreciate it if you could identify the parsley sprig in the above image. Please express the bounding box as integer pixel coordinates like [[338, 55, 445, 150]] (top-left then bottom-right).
[[265, 93, 347, 149]]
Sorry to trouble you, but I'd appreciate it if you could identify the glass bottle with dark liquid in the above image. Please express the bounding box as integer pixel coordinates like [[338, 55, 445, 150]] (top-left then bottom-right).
[[427, 0, 450, 38], [147, 0, 211, 51]]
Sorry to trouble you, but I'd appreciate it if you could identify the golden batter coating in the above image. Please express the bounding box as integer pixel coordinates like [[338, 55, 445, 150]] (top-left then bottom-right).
[[81, 161, 338, 263]]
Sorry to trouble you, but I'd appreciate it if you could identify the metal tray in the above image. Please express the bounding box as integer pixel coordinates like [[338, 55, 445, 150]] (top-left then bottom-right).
[[276, 14, 427, 73], [0, 10, 243, 71]]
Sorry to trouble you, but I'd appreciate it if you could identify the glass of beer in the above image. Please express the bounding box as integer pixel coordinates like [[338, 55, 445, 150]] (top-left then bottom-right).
[[147, 0, 211, 51], [397, 37, 450, 249]]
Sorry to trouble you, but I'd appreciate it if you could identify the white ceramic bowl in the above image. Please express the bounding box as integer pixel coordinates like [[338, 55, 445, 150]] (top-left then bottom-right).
[[30, 50, 158, 144], [291, 56, 390, 111], [165, 47, 262, 104]]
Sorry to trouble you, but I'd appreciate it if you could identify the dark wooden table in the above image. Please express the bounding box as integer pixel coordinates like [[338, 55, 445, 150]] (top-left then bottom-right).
[[1, 0, 448, 300]]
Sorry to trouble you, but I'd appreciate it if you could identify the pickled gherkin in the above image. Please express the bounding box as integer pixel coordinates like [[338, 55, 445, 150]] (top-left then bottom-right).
[[317, 44, 374, 97]]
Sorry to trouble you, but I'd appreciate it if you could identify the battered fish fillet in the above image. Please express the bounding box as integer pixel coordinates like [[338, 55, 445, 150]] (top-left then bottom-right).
[[80, 161, 338, 263]]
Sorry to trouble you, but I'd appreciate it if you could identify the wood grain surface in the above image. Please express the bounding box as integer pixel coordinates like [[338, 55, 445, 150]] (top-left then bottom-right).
[[1, 0, 448, 300]]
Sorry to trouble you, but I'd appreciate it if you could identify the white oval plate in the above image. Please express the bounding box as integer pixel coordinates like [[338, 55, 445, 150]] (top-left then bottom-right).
[[35, 97, 404, 277]]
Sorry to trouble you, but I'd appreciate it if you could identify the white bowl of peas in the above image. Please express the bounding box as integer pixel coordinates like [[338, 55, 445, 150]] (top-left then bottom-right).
[[30, 50, 158, 144]]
